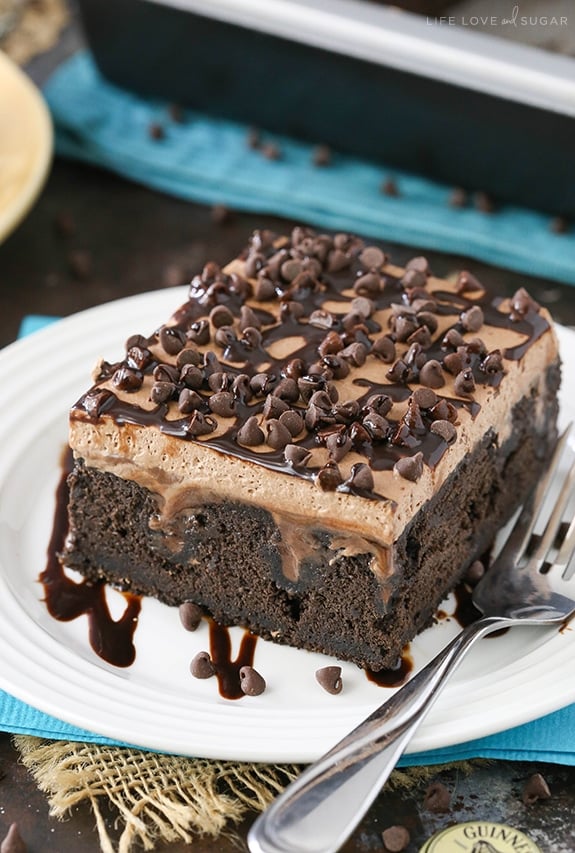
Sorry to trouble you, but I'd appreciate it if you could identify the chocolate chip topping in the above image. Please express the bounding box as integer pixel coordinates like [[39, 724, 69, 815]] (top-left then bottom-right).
[[381, 825, 410, 852], [179, 602, 203, 631], [522, 772, 551, 805], [394, 452, 424, 482], [239, 665, 266, 696], [190, 651, 215, 679], [74, 227, 551, 505], [315, 666, 343, 694], [423, 781, 451, 813]]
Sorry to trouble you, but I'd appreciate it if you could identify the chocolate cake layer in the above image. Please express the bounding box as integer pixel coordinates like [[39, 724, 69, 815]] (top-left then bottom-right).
[[64, 227, 561, 669]]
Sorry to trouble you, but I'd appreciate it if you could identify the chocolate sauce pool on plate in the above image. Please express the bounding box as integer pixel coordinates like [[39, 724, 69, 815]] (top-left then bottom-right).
[[39, 448, 141, 667]]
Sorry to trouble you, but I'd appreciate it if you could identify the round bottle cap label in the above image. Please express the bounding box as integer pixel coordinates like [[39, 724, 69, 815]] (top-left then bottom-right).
[[419, 821, 542, 853]]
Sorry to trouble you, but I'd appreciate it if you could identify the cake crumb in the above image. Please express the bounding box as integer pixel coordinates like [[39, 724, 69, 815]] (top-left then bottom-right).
[[381, 178, 400, 197]]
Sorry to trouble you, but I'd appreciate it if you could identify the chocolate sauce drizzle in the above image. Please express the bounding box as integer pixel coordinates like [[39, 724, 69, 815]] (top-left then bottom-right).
[[208, 620, 258, 700], [40, 448, 141, 667], [72, 229, 550, 502]]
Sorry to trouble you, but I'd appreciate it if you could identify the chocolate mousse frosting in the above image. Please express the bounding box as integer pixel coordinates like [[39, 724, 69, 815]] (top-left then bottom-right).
[[64, 227, 561, 669]]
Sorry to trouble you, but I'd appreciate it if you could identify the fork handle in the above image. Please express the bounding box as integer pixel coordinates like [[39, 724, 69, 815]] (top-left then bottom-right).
[[248, 615, 509, 853]]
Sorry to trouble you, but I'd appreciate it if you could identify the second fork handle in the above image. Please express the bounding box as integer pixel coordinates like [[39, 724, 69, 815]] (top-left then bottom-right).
[[248, 615, 510, 853]]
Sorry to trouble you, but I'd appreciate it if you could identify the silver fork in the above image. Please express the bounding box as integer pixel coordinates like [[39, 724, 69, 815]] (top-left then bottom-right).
[[248, 426, 575, 853]]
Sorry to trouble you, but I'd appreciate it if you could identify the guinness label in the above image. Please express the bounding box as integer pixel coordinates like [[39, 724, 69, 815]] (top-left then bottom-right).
[[419, 821, 542, 853]]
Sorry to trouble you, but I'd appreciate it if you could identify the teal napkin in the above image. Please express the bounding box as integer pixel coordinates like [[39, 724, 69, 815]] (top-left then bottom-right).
[[43, 53, 575, 287], [0, 314, 573, 764]]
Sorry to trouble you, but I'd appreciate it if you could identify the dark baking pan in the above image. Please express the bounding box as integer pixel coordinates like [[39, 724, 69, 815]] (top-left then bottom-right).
[[76, 0, 575, 216]]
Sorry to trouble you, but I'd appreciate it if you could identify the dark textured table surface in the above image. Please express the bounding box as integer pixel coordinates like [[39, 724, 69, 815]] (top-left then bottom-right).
[[1, 156, 575, 852]]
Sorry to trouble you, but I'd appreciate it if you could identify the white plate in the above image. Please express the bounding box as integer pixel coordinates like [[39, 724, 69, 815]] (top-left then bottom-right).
[[0, 50, 53, 243], [0, 289, 573, 763]]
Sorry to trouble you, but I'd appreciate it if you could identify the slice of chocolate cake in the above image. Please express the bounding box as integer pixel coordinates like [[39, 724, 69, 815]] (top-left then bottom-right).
[[63, 228, 560, 670]]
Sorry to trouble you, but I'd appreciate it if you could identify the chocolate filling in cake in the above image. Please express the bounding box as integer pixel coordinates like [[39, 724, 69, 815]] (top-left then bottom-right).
[[63, 227, 561, 670]]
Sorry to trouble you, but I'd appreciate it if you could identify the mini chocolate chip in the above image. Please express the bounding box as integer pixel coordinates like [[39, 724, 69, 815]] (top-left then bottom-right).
[[326, 248, 351, 272], [403, 400, 426, 435], [363, 411, 389, 440], [317, 332, 343, 359], [431, 399, 458, 423], [187, 319, 211, 345], [394, 315, 419, 343], [407, 325, 432, 349], [466, 336, 487, 356], [309, 309, 339, 330], [412, 387, 437, 409], [159, 325, 186, 355], [465, 560, 485, 586], [239, 665, 266, 696], [153, 363, 179, 383], [454, 368, 476, 397], [349, 297, 373, 319], [481, 349, 504, 374], [53, 210, 76, 238], [430, 419, 457, 443], [400, 268, 426, 289], [83, 389, 114, 417], [423, 781, 451, 813], [354, 271, 381, 295], [185, 411, 216, 437], [456, 270, 484, 294], [251, 373, 276, 396], [214, 326, 237, 349], [266, 419, 292, 450], [241, 326, 263, 349], [416, 311, 439, 334], [381, 177, 399, 196], [280, 301, 305, 322], [203, 350, 222, 376], [359, 246, 386, 270], [284, 444, 311, 466], [371, 335, 396, 363], [254, 276, 276, 300], [178, 388, 203, 413], [341, 342, 367, 366], [333, 400, 360, 423], [316, 461, 343, 490], [406, 256, 430, 276], [460, 304, 484, 332], [279, 410, 304, 437], [394, 452, 424, 482], [522, 773, 551, 806], [232, 374, 252, 402], [180, 364, 204, 389], [308, 390, 333, 411], [346, 462, 374, 491], [0, 823, 26, 853], [386, 359, 409, 383], [126, 345, 152, 371], [245, 252, 266, 279], [443, 350, 466, 376], [237, 416, 265, 446], [442, 328, 465, 349], [112, 366, 143, 392], [190, 651, 215, 679], [263, 394, 289, 420], [281, 258, 303, 282], [209, 391, 236, 417], [366, 394, 393, 417], [209, 305, 234, 328], [176, 347, 202, 368], [151, 381, 176, 404], [272, 377, 300, 403], [326, 431, 352, 461], [179, 602, 203, 631], [448, 186, 467, 208], [315, 666, 342, 694], [208, 371, 231, 392], [511, 287, 540, 319], [126, 333, 148, 350], [550, 215, 569, 234], [381, 825, 410, 852], [239, 305, 261, 331], [312, 143, 332, 166], [283, 358, 306, 380]]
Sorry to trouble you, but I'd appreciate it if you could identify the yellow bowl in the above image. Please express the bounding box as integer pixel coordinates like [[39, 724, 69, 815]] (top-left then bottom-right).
[[0, 49, 53, 243]]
